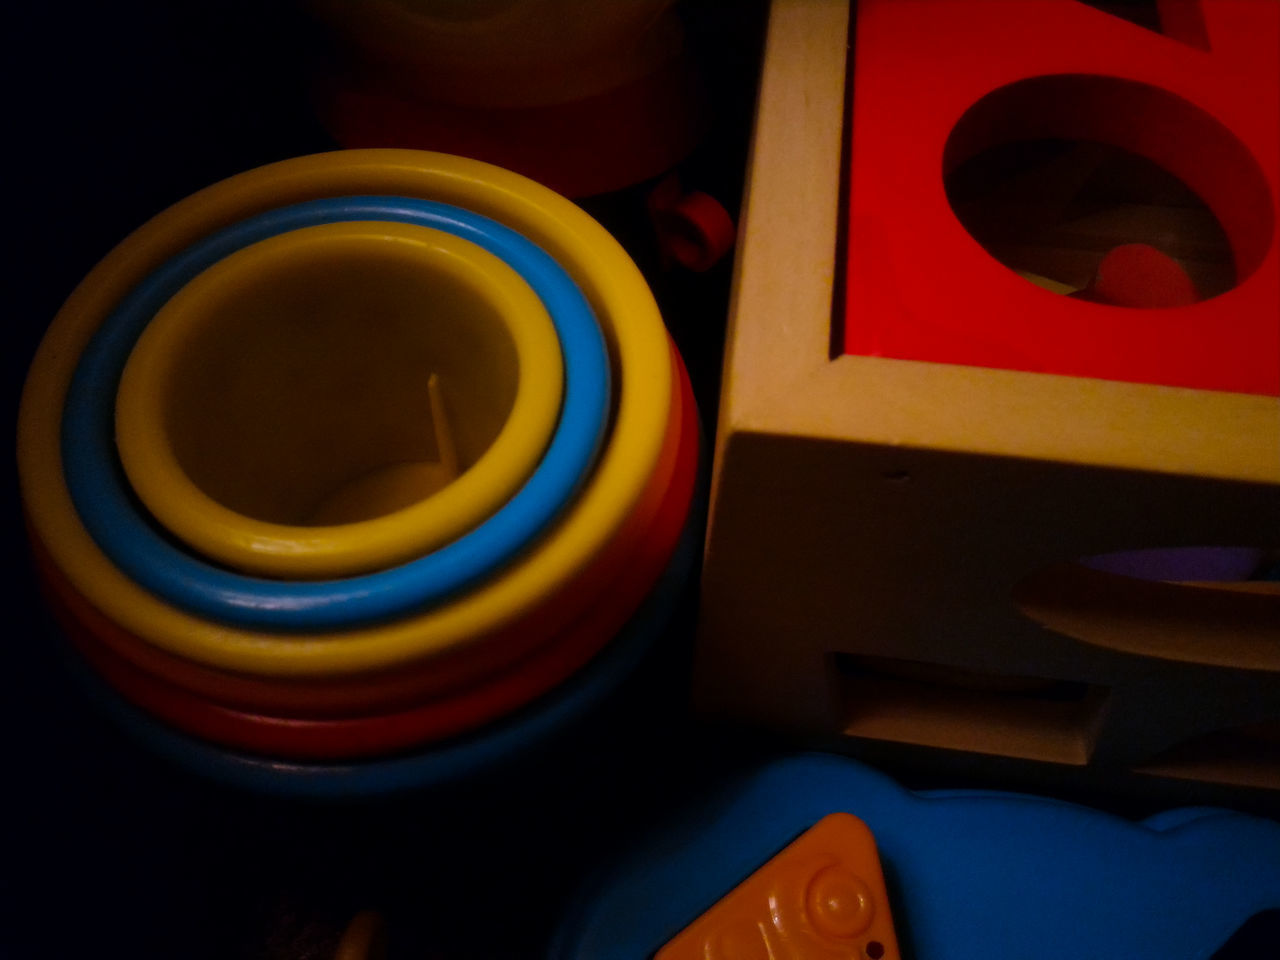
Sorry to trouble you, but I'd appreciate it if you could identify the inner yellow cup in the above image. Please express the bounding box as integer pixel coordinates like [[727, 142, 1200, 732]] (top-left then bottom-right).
[[115, 221, 564, 579]]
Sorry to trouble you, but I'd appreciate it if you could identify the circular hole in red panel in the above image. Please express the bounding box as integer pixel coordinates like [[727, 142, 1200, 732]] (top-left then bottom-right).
[[942, 75, 1275, 305]]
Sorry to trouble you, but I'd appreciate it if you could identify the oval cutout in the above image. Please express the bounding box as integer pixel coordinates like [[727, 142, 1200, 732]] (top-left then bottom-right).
[[1013, 560, 1280, 671]]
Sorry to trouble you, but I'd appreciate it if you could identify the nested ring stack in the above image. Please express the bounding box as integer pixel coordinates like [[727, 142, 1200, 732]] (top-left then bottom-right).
[[17, 150, 702, 797]]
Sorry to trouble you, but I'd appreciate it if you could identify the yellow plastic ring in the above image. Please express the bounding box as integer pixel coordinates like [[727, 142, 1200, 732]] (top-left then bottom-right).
[[116, 221, 564, 579], [19, 149, 671, 675]]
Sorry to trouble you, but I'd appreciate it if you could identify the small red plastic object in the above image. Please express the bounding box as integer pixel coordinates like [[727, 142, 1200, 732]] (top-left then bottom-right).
[[647, 173, 736, 272], [656, 813, 901, 960], [1078, 243, 1200, 309], [841, 0, 1279, 395]]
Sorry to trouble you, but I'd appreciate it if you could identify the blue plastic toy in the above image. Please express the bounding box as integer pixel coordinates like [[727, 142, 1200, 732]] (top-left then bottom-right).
[[552, 754, 1280, 960]]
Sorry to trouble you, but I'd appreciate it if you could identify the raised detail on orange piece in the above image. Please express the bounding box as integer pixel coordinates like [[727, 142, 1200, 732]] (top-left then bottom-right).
[[657, 813, 900, 960]]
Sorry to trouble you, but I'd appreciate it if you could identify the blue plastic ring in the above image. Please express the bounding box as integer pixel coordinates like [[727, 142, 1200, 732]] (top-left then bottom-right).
[[62, 196, 610, 630]]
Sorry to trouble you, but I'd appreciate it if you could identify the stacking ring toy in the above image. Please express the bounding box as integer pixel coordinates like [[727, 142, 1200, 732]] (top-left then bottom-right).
[[50, 490, 705, 798], [21, 150, 673, 674], [59, 358, 697, 758], [42, 345, 691, 718], [116, 221, 565, 579], [60, 194, 609, 629], [46, 349, 699, 757]]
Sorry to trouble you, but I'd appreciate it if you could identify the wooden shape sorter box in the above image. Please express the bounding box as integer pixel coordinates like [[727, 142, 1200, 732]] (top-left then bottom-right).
[[696, 0, 1280, 799]]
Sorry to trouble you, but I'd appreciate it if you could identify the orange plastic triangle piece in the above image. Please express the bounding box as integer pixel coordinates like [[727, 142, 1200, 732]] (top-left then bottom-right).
[[656, 813, 901, 960]]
